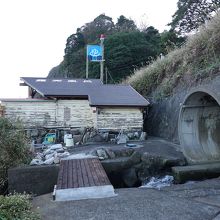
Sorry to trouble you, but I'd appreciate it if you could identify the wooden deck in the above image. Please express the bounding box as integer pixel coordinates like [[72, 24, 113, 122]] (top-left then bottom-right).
[[55, 158, 115, 201], [57, 158, 111, 189]]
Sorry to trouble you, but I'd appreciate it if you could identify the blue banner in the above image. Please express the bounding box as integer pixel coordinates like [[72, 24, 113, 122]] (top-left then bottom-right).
[[87, 45, 102, 62]]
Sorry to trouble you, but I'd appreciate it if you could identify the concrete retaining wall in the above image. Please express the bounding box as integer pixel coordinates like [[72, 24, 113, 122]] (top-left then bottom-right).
[[8, 165, 59, 195], [146, 75, 220, 164], [146, 90, 187, 143]]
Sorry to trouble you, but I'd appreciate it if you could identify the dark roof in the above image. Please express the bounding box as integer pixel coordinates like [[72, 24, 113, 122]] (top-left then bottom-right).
[[21, 77, 149, 107], [21, 77, 102, 97], [89, 85, 149, 107]]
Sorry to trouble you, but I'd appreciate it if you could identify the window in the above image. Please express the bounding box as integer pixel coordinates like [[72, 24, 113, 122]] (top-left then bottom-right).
[[64, 107, 71, 121]]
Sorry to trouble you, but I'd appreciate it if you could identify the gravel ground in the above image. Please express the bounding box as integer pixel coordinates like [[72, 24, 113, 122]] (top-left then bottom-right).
[[32, 177, 220, 220]]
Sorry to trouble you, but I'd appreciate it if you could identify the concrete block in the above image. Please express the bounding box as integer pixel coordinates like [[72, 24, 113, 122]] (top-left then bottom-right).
[[55, 185, 116, 201], [172, 163, 220, 183], [8, 165, 59, 195]]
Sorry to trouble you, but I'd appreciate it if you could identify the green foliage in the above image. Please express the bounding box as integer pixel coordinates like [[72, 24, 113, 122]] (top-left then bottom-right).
[[127, 12, 220, 98], [0, 118, 31, 191], [78, 14, 114, 43], [0, 193, 40, 220], [48, 13, 184, 81], [160, 30, 185, 54], [62, 48, 86, 78], [169, 0, 220, 34], [115, 15, 137, 32], [105, 31, 160, 81], [64, 31, 85, 55]]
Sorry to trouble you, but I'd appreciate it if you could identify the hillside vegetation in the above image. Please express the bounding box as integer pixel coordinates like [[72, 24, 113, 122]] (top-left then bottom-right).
[[48, 14, 184, 82], [127, 12, 220, 99]]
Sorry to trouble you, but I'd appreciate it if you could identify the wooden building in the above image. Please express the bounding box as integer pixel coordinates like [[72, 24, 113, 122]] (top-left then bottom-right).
[[1, 77, 149, 130]]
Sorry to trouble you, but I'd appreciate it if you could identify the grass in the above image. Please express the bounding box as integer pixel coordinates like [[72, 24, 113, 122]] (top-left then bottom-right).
[[126, 12, 220, 99]]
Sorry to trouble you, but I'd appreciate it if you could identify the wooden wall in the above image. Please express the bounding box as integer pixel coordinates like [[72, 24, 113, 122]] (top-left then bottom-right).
[[2, 100, 143, 130], [2, 100, 94, 128], [56, 100, 94, 127], [96, 107, 143, 130]]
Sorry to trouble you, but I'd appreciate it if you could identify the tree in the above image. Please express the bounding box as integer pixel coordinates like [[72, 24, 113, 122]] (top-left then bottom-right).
[[115, 15, 137, 32], [105, 31, 161, 81], [64, 30, 85, 55], [79, 14, 115, 43], [169, 0, 220, 34], [160, 30, 186, 53], [143, 26, 162, 55]]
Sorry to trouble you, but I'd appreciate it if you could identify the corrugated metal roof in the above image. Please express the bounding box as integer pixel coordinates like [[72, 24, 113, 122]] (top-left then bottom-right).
[[20, 77, 149, 107]]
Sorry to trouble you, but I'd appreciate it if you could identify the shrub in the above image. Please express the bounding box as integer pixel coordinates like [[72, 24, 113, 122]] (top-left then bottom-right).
[[0, 118, 31, 192], [0, 193, 40, 220]]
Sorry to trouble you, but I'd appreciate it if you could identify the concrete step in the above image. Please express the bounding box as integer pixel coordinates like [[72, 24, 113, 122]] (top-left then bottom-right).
[[172, 162, 220, 183]]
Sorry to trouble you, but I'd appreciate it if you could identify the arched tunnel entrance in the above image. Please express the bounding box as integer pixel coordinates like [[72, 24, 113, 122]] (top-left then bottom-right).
[[179, 88, 220, 164]]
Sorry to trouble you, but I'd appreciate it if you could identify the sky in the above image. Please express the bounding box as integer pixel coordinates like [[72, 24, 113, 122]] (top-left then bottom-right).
[[0, 0, 178, 98]]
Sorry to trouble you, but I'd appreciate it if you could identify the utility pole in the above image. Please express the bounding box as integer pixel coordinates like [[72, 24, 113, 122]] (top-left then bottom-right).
[[86, 46, 89, 79], [100, 34, 105, 82], [105, 67, 108, 84]]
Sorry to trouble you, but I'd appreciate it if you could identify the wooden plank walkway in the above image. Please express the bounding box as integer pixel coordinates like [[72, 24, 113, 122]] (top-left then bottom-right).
[[55, 158, 115, 201], [57, 158, 111, 189]]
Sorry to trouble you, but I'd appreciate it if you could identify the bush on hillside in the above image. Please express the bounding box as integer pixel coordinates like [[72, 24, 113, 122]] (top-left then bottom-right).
[[0, 193, 40, 220], [126, 12, 220, 99], [0, 118, 31, 192]]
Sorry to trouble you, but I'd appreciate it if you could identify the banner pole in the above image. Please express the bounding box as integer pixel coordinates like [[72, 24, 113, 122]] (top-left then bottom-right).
[[86, 45, 89, 79], [100, 35, 105, 82]]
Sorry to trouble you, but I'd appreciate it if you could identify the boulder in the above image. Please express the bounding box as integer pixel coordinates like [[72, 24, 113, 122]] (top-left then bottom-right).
[[43, 157, 54, 165], [45, 153, 54, 160], [113, 148, 134, 158], [105, 149, 116, 159], [122, 168, 139, 187], [137, 152, 186, 181], [30, 159, 43, 166], [96, 149, 108, 159], [102, 157, 132, 173], [101, 151, 141, 173]]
